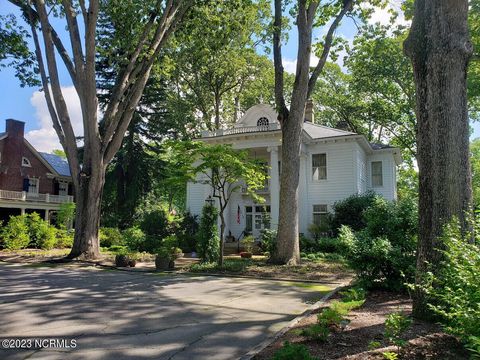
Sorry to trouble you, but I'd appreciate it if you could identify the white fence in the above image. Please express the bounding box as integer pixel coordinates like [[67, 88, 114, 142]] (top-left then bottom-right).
[[0, 189, 73, 204]]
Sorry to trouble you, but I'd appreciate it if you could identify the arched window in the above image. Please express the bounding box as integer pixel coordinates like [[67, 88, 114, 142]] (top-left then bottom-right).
[[257, 117, 269, 126]]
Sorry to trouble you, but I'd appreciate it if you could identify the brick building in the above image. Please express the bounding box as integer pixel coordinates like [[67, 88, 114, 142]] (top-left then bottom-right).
[[0, 119, 74, 223]]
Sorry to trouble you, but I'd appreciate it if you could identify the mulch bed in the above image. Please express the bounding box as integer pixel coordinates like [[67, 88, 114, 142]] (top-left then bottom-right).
[[255, 290, 469, 360]]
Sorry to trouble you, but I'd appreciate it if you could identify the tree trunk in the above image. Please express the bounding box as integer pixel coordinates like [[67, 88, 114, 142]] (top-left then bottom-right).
[[404, 0, 473, 319], [214, 94, 221, 129], [219, 212, 225, 267], [68, 164, 105, 260], [271, 1, 313, 265]]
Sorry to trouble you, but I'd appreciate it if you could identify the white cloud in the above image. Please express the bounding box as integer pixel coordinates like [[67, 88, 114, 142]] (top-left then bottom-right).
[[366, 0, 410, 27], [283, 53, 321, 75], [27, 86, 84, 153]]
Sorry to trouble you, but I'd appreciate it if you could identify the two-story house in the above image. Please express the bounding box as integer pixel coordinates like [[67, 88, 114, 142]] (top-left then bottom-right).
[[186, 103, 402, 240], [0, 119, 74, 224]]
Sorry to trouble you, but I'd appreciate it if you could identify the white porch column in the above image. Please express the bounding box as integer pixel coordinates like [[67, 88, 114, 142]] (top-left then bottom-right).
[[20, 208, 25, 215], [267, 146, 279, 230], [299, 151, 309, 235]]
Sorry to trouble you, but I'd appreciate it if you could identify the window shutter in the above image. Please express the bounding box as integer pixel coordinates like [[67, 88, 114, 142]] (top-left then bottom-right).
[[68, 183, 73, 195], [23, 178, 29, 192], [54, 181, 59, 195]]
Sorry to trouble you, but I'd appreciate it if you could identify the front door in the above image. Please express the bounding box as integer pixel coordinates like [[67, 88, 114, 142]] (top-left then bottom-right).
[[245, 205, 271, 238]]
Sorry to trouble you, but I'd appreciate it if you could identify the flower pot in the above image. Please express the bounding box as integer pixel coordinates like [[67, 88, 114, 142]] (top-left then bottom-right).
[[115, 255, 130, 267], [155, 255, 174, 270], [240, 252, 252, 259], [128, 259, 137, 267]]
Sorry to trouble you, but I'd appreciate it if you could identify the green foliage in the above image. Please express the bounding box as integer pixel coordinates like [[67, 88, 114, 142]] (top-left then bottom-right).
[[259, 228, 277, 256], [471, 138, 480, 210], [339, 197, 418, 290], [241, 235, 255, 253], [384, 312, 412, 350], [331, 192, 377, 233], [140, 208, 170, 241], [55, 229, 74, 248], [382, 352, 398, 360], [176, 212, 199, 253], [271, 341, 316, 360], [57, 202, 76, 229], [123, 227, 147, 252], [28, 213, 57, 250], [189, 259, 251, 273], [339, 287, 367, 302], [0, 215, 28, 250], [424, 218, 480, 358], [197, 204, 220, 263], [368, 341, 382, 350], [301, 323, 330, 342], [99, 227, 124, 248], [0, 214, 61, 250]]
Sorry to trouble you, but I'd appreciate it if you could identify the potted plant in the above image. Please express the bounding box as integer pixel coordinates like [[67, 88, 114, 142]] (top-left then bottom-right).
[[155, 246, 174, 270], [240, 235, 255, 258], [114, 246, 130, 267]]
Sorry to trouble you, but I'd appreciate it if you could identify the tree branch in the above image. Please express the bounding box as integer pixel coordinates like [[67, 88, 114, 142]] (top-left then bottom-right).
[[307, 0, 353, 98], [273, 0, 288, 121]]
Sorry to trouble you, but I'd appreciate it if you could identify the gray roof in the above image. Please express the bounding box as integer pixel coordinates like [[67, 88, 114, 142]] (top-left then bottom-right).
[[40, 152, 71, 177], [303, 122, 356, 139], [369, 143, 394, 150]]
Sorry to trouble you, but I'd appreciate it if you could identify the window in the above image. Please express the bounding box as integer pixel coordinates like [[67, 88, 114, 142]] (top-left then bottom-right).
[[371, 161, 383, 187], [28, 178, 39, 194], [312, 153, 327, 180], [257, 117, 269, 126], [22, 157, 31, 167], [58, 181, 68, 196], [245, 206, 253, 232], [313, 204, 328, 226]]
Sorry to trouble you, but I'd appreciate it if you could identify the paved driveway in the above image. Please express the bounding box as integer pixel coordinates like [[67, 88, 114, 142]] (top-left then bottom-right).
[[0, 263, 340, 360]]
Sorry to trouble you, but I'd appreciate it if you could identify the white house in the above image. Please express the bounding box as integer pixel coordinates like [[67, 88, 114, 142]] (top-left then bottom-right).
[[186, 103, 402, 240]]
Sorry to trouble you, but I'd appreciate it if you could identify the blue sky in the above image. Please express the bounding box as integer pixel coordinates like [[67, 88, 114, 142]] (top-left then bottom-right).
[[1, 1, 479, 152]]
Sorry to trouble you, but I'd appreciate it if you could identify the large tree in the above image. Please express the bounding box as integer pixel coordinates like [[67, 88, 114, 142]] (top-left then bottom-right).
[[5, 0, 191, 259], [271, 0, 382, 264], [404, 0, 473, 318]]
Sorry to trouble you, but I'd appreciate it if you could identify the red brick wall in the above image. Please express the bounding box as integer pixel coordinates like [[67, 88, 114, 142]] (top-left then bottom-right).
[[0, 120, 66, 195]]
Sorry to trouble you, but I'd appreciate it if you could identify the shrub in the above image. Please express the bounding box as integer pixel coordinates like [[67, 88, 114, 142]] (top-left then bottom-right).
[[176, 212, 199, 253], [272, 341, 316, 360], [384, 312, 412, 350], [57, 202, 75, 229], [100, 227, 124, 248], [424, 218, 480, 358], [28, 213, 57, 250], [241, 235, 255, 253], [339, 287, 366, 302], [55, 229, 74, 248], [0, 215, 29, 250], [331, 191, 377, 233], [140, 208, 170, 240], [259, 228, 276, 255], [123, 226, 147, 251], [301, 323, 330, 342], [339, 197, 418, 290], [197, 204, 219, 263]]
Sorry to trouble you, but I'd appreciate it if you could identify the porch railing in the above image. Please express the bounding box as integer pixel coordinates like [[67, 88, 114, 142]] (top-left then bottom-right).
[[0, 189, 73, 204], [201, 123, 280, 138]]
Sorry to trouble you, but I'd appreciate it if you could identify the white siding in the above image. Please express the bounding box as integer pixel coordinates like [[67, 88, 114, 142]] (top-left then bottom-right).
[[302, 141, 357, 234], [366, 153, 396, 200], [186, 180, 210, 217]]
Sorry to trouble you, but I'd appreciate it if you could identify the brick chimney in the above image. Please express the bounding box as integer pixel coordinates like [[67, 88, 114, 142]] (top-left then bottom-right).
[[305, 99, 314, 123], [6, 119, 25, 138]]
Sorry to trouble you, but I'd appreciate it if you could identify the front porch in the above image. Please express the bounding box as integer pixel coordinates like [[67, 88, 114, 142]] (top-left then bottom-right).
[[0, 189, 74, 224]]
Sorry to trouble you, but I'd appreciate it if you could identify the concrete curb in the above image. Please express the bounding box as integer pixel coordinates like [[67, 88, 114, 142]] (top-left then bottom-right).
[[239, 280, 352, 360]]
